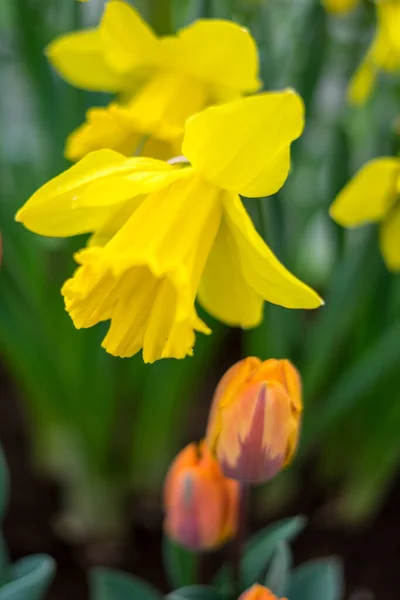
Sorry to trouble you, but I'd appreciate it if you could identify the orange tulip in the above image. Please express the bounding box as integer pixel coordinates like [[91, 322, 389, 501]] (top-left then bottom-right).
[[206, 357, 302, 484], [239, 584, 287, 600], [164, 441, 239, 550]]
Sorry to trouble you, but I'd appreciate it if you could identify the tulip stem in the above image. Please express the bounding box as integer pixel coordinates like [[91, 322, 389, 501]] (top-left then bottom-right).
[[233, 484, 250, 591]]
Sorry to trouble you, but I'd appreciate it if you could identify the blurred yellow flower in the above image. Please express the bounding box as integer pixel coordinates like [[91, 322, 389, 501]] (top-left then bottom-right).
[[349, 0, 400, 105], [322, 0, 358, 15], [206, 357, 302, 484], [330, 157, 400, 271], [16, 92, 322, 363], [47, 0, 261, 160]]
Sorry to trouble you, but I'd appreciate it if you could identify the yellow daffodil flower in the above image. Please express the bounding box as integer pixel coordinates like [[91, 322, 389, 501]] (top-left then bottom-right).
[[322, 0, 358, 15], [16, 91, 323, 363], [349, 0, 400, 105], [330, 157, 400, 271], [47, 0, 261, 161]]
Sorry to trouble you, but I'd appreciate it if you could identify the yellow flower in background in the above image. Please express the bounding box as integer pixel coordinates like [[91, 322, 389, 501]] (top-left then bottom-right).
[[16, 92, 323, 363], [322, 0, 358, 15], [330, 157, 400, 271], [47, 0, 261, 160], [349, 0, 400, 105]]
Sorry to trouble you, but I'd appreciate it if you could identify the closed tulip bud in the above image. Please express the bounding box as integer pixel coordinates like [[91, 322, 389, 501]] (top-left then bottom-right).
[[239, 584, 286, 600], [164, 441, 239, 550], [206, 357, 302, 484]]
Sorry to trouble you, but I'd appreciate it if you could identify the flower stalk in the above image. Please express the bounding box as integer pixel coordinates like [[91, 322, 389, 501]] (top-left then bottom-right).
[[233, 483, 250, 591]]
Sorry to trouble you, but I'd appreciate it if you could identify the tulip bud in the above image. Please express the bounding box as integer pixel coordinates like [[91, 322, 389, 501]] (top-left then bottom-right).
[[206, 357, 302, 484], [239, 584, 286, 600], [164, 441, 239, 550]]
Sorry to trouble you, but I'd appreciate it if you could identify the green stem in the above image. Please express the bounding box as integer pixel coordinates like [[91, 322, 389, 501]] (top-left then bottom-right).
[[148, 0, 174, 35], [232, 484, 249, 592], [200, 0, 214, 18]]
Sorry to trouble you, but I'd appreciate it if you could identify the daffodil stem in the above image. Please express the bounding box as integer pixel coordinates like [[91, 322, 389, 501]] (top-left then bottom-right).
[[232, 484, 249, 591], [148, 0, 173, 35]]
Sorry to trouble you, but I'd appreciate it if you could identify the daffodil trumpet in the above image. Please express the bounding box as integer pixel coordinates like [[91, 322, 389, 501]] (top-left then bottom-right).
[[16, 91, 323, 363]]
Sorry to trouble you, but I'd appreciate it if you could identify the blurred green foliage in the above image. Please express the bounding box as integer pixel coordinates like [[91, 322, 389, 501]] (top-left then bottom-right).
[[0, 445, 55, 598], [90, 517, 343, 598], [0, 0, 399, 541]]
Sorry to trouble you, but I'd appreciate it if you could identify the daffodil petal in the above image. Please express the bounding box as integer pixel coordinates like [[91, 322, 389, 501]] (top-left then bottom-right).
[[329, 157, 400, 226], [65, 105, 141, 162], [198, 217, 263, 328], [222, 194, 323, 309], [16, 151, 185, 237], [348, 3, 400, 105], [100, 0, 159, 74], [375, 2, 400, 68], [383, 1, 400, 53], [380, 204, 400, 272], [348, 56, 377, 105], [125, 71, 209, 140], [46, 30, 125, 92], [182, 91, 304, 198], [161, 19, 260, 93]]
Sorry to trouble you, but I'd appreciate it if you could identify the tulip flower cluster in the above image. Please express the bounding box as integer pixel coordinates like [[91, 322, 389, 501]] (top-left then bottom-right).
[[163, 357, 302, 551]]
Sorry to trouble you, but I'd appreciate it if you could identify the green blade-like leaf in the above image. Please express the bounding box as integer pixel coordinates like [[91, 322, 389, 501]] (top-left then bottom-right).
[[166, 585, 220, 600], [264, 541, 292, 597], [0, 535, 10, 587], [163, 536, 197, 590], [242, 516, 305, 588], [287, 558, 343, 600], [0, 555, 55, 600], [90, 567, 162, 600], [214, 516, 305, 590], [302, 320, 400, 452]]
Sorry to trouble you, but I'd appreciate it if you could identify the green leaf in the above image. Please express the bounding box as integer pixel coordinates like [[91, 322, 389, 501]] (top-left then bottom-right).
[[166, 585, 220, 600], [0, 555, 55, 600], [214, 516, 305, 590], [264, 541, 292, 597], [302, 319, 400, 452], [0, 535, 10, 586], [163, 536, 197, 590], [0, 447, 9, 522], [242, 516, 305, 588], [90, 567, 162, 600], [287, 558, 343, 600]]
